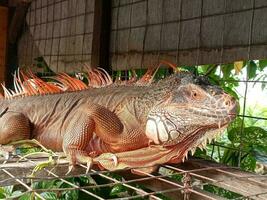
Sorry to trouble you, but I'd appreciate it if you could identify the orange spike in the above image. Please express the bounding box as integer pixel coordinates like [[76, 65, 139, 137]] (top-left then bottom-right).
[[136, 67, 157, 85], [97, 67, 113, 84], [1, 66, 114, 99], [159, 60, 178, 72]]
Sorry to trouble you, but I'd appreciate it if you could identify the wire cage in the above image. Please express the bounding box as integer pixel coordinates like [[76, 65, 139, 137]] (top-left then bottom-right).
[[1, 0, 267, 199]]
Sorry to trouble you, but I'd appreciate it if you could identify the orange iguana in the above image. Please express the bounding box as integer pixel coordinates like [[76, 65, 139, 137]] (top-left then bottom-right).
[[0, 66, 237, 174]]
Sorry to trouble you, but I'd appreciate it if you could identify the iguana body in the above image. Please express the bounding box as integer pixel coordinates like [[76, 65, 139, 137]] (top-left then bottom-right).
[[0, 69, 237, 173]]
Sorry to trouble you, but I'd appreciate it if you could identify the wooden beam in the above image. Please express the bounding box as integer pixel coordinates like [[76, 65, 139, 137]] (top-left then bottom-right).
[[8, 0, 32, 7], [1, 157, 266, 199], [0, 6, 8, 85], [117, 170, 225, 200], [8, 1, 30, 44], [91, 0, 111, 71], [0, 1, 8, 7], [176, 159, 267, 200]]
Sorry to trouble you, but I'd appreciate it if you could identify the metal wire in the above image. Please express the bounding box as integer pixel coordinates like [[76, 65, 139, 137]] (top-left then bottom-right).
[[1, 155, 266, 200], [237, 0, 256, 167], [6, 0, 267, 199]]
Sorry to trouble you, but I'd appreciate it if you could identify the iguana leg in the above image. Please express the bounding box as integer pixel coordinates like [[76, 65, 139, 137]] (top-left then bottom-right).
[[63, 103, 150, 172], [63, 114, 95, 168], [62, 104, 123, 171], [0, 112, 31, 144]]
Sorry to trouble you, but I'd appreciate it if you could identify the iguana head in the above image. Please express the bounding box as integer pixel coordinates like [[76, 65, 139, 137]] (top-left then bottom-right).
[[145, 72, 238, 156]]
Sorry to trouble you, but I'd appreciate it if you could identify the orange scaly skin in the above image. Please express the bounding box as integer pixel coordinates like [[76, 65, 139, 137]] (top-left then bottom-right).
[[0, 70, 238, 173]]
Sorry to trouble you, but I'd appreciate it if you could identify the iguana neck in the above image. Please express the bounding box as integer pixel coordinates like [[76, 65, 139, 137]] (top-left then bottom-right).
[[131, 83, 173, 124]]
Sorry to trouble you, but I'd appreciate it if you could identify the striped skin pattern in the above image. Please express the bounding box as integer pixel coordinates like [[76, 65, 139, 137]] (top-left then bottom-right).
[[0, 69, 238, 174]]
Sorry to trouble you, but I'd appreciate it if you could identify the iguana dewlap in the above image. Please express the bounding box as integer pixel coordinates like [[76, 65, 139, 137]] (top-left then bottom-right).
[[0, 68, 237, 173]]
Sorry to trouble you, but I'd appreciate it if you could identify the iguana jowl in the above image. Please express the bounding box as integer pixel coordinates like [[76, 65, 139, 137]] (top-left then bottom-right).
[[0, 68, 237, 173]]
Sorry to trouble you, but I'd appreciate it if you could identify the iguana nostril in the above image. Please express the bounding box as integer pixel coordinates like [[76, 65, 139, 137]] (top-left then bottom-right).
[[225, 100, 230, 106]]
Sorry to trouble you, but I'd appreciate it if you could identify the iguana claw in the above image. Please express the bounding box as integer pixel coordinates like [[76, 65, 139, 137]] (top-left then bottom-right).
[[111, 154, 118, 167], [0, 145, 15, 159], [66, 165, 74, 175], [85, 158, 93, 174], [94, 152, 119, 168]]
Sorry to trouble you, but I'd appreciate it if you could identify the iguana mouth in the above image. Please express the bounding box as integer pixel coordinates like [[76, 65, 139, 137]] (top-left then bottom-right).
[[146, 90, 238, 150], [146, 108, 236, 145]]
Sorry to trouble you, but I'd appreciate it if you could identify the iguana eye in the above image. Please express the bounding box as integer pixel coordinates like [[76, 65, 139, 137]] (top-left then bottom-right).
[[191, 90, 204, 100], [192, 90, 198, 98]]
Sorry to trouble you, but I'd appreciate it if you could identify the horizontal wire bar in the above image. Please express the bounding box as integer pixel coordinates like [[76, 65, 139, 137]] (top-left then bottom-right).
[[233, 191, 267, 200], [236, 114, 267, 121], [2, 155, 265, 199], [16, 155, 105, 200], [111, 0, 145, 8], [28, 11, 95, 28], [111, 0, 265, 11], [77, 164, 162, 200], [31, 0, 68, 10], [111, 3, 267, 30], [215, 168, 267, 187], [132, 168, 219, 200], [163, 165, 256, 197], [208, 142, 267, 158], [219, 79, 267, 84], [2, 168, 45, 200], [32, 32, 93, 41], [0, 164, 243, 188], [186, 159, 267, 188], [110, 43, 267, 56], [36, 53, 92, 57]]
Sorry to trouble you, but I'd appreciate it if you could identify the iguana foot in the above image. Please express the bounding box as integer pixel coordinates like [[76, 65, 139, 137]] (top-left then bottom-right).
[[0, 145, 15, 159], [66, 157, 93, 175], [65, 149, 94, 174], [94, 153, 118, 169]]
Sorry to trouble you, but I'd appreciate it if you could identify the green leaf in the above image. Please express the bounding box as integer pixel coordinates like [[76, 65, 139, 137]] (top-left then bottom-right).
[[40, 192, 58, 200], [247, 60, 257, 79], [10, 190, 23, 197], [62, 190, 79, 200], [221, 86, 239, 100], [221, 148, 239, 166], [220, 64, 234, 79], [19, 193, 33, 200], [1, 186, 14, 197], [234, 61, 243, 74], [259, 60, 267, 71], [0, 188, 5, 199], [179, 66, 198, 75], [203, 184, 242, 199], [252, 145, 267, 163], [228, 126, 267, 145], [110, 184, 127, 197], [240, 154, 257, 171], [261, 82, 266, 90]]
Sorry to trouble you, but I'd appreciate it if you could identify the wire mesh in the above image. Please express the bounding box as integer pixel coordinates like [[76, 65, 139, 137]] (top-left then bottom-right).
[[110, 0, 267, 69], [19, 0, 94, 74], [0, 153, 267, 200], [3, 0, 267, 199]]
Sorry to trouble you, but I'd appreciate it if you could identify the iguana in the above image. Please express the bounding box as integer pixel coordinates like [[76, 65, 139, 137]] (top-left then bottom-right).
[[0, 66, 237, 174]]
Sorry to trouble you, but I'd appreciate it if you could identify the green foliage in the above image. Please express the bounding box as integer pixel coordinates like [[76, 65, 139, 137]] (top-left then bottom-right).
[[196, 61, 267, 173], [34, 57, 55, 74], [247, 60, 257, 79], [0, 186, 23, 199], [203, 184, 243, 199]]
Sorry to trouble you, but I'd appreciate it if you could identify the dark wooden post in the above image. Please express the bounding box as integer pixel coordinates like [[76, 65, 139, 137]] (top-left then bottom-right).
[[91, 0, 111, 72], [0, 6, 8, 86], [5, 0, 31, 87]]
